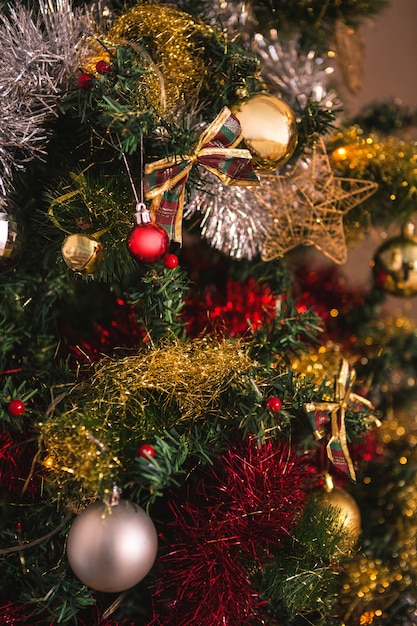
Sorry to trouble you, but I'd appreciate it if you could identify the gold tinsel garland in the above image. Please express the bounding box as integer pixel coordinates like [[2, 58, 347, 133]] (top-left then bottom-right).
[[81, 3, 216, 113], [40, 338, 256, 492], [288, 339, 417, 622], [329, 127, 417, 236], [339, 388, 417, 622]]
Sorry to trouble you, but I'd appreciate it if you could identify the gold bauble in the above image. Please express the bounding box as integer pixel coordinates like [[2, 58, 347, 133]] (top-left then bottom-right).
[[61, 233, 104, 275], [231, 93, 298, 170], [320, 481, 361, 551], [372, 224, 417, 297]]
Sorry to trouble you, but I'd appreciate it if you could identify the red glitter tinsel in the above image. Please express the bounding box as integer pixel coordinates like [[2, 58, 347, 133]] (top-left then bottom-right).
[[60, 297, 145, 364], [152, 438, 316, 626], [0, 602, 45, 625], [0, 430, 41, 499], [184, 277, 278, 338]]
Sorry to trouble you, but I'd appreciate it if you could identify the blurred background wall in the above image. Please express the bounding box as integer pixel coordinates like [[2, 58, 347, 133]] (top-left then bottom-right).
[[327, 0, 417, 319]]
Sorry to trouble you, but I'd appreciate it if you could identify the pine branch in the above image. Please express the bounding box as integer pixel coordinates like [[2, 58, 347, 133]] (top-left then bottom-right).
[[127, 261, 190, 342]]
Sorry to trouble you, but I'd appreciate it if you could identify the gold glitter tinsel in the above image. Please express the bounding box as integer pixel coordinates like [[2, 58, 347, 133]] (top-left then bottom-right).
[[40, 338, 255, 492], [104, 4, 213, 112], [329, 127, 417, 228], [340, 553, 408, 621], [290, 341, 345, 391], [339, 389, 417, 621], [330, 127, 417, 183]]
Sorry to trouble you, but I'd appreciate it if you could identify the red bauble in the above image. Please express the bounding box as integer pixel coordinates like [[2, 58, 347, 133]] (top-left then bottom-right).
[[7, 399, 25, 417], [265, 396, 282, 412], [77, 73, 93, 90], [138, 444, 156, 459], [127, 222, 170, 264], [163, 253, 179, 269], [96, 60, 112, 75]]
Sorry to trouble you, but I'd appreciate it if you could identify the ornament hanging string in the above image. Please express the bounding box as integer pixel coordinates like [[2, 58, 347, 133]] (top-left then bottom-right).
[[304, 358, 378, 480], [82, 37, 167, 111], [144, 106, 260, 243], [121, 39, 167, 111], [47, 167, 113, 239], [119, 131, 150, 225]]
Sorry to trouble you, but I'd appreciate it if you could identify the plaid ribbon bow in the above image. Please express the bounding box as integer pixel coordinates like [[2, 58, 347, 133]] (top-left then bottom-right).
[[304, 359, 377, 481], [144, 107, 260, 243]]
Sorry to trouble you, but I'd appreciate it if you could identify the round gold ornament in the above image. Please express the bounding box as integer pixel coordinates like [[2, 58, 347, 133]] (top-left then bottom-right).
[[231, 93, 298, 170], [319, 481, 361, 551], [372, 223, 417, 297], [0, 207, 25, 271], [61, 233, 104, 275], [67, 497, 158, 592]]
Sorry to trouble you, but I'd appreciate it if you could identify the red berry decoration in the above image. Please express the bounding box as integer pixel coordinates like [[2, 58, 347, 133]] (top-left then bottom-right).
[[96, 60, 112, 75], [127, 222, 170, 264], [138, 444, 156, 459], [77, 73, 93, 90], [265, 396, 282, 412], [7, 399, 26, 417], [163, 253, 179, 269]]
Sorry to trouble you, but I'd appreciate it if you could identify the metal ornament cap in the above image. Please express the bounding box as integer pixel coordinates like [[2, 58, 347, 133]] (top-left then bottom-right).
[[67, 499, 158, 592]]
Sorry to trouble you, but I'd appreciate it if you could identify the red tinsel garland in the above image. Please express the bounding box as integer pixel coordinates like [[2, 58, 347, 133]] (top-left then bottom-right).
[[60, 297, 145, 364], [184, 277, 278, 338], [151, 438, 317, 625], [0, 431, 41, 499]]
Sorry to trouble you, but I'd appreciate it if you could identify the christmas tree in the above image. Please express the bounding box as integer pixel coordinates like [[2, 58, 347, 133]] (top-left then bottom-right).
[[1, 0, 417, 623]]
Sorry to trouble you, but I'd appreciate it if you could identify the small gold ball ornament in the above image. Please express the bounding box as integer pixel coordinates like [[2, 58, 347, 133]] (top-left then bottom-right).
[[61, 233, 104, 275], [372, 223, 417, 297], [231, 93, 298, 170], [319, 476, 361, 551]]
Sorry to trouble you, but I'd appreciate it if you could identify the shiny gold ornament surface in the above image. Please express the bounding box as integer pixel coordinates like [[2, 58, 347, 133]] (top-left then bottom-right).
[[61, 233, 104, 275], [319, 477, 361, 551], [231, 93, 298, 170], [372, 223, 417, 297]]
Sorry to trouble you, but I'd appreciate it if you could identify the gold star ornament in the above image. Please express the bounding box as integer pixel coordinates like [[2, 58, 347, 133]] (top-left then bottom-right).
[[252, 139, 378, 264]]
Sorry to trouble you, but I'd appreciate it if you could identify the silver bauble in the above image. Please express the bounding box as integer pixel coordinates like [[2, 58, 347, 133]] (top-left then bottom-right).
[[67, 499, 158, 592], [0, 207, 25, 271]]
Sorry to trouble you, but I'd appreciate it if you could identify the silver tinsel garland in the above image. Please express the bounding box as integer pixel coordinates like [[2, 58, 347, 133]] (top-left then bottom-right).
[[184, 16, 341, 260], [255, 30, 340, 112], [184, 170, 270, 260], [0, 0, 92, 203]]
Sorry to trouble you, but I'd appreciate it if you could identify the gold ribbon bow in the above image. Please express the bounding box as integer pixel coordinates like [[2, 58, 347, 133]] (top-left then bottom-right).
[[144, 107, 260, 243], [305, 358, 379, 481]]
